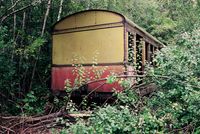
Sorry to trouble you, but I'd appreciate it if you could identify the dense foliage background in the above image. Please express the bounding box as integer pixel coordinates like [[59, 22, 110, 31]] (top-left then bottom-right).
[[0, 0, 199, 133]]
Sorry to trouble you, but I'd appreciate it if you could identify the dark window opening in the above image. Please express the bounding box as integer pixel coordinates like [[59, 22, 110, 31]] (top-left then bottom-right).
[[150, 45, 154, 65], [153, 47, 158, 66], [145, 42, 149, 62], [136, 34, 142, 72], [145, 42, 151, 63], [128, 32, 134, 64]]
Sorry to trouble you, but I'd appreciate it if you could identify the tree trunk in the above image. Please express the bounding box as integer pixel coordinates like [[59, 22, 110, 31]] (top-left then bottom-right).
[[29, 0, 52, 90], [19, 11, 26, 92], [57, 0, 64, 21], [41, 0, 51, 37], [12, 2, 16, 40], [22, 11, 26, 31]]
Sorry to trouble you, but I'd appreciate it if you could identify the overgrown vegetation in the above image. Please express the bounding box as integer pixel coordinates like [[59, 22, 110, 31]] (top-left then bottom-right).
[[62, 27, 200, 133], [0, 0, 199, 133]]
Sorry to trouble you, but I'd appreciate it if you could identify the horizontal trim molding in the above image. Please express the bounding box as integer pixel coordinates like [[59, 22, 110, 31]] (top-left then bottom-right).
[[53, 22, 123, 35]]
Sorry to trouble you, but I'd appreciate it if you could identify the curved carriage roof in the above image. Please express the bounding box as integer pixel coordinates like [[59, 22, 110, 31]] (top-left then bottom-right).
[[52, 9, 164, 47]]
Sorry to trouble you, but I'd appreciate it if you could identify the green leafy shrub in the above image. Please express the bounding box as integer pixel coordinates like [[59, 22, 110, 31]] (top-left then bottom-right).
[[0, 26, 18, 114], [0, 26, 50, 115], [68, 105, 164, 134], [147, 28, 200, 132], [21, 86, 50, 115]]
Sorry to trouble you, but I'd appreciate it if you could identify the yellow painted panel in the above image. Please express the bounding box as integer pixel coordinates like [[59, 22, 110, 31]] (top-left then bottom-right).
[[54, 11, 123, 30], [75, 12, 96, 27], [54, 15, 76, 30], [53, 27, 124, 64], [95, 11, 122, 24]]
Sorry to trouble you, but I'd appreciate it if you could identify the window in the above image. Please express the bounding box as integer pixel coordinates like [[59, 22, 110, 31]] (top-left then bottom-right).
[[136, 34, 143, 72], [128, 32, 135, 64], [145, 42, 150, 63], [150, 45, 154, 65]]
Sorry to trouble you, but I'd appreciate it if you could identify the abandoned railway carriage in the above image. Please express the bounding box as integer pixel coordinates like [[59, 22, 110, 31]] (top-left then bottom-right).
[[51, 9, 163, 96]]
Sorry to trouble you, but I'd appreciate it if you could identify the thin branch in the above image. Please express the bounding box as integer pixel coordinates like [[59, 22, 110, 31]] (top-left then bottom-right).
[[79, 82, 106, 108], [83, 74, 200, 91], [0, 125, 15, 133], [153, 74, 200, 89], [168, 123, 193, 133], [8, 0, 21, 11], [0, 2, 35, 24], [0, 92, 18, 105], [85, 75, 146, 85]]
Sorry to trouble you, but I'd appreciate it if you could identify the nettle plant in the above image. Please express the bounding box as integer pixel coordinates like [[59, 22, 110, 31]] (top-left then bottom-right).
[[64, 51, 133, 94], [63, 51, 110, 108], [64, 51, 108, 92], [63, 50, 138, 109]]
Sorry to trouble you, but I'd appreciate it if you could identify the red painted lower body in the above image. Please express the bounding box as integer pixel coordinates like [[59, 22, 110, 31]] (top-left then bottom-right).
[[51, 65, 125, 93]]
